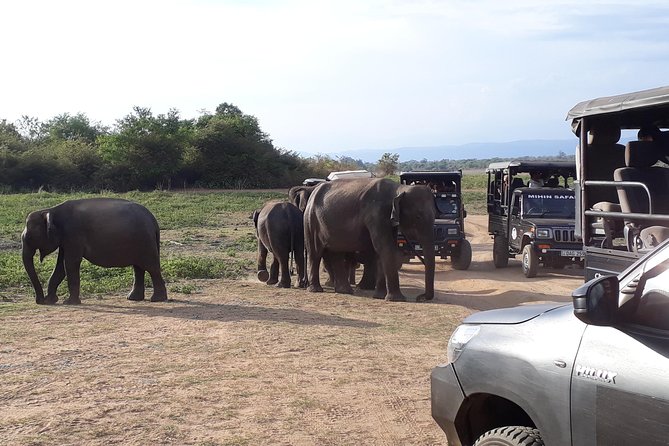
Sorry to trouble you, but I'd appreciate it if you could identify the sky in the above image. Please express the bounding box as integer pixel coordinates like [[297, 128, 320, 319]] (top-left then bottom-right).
[[2, 0, 669, 154]]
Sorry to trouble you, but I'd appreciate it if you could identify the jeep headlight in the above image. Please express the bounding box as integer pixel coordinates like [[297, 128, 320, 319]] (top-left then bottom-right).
[[536, 228, 551, 238], [447, 228, 458, 235], [447, 325, 480, 363]]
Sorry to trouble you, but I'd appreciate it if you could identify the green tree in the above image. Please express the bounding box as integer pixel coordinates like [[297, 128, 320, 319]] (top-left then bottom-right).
[[378, 152, 400, 176], [190, 103, 289, 188], [0, 119, 27, 152], [98, 107, 192, 190], [44, 112, 107, 143]]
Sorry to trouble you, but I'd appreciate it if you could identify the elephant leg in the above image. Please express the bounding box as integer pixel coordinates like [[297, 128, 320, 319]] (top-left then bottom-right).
[[277, 252, 292, 288], [357, 255, 377, 290], [267, 257, 279, 285], [372, 259, 387, 299], [148, 267, 168, 302], [294, 246, 307, 288], [257, 240, 270, 282], [331, 253, 354, 295], [307, 252, 324, 292], [63, 252, 83, 305], [372, 240, 405, 301], [128, 266, 146, 301], [45, 249, 65, 304], [306, 235, 324, 293], [322, 254, 336, 287]]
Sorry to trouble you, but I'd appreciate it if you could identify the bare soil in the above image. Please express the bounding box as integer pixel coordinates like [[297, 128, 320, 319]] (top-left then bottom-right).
[[0, 215, 583, 446]]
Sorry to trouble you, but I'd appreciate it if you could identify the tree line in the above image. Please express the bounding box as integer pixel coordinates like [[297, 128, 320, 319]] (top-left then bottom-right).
[[0, 102, 574, 192], [0, 103, 362, 192]]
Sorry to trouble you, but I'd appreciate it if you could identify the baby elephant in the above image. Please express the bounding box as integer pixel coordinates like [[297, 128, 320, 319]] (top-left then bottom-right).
[[21, 198, 167, 305], [253, 201, 306, 288]]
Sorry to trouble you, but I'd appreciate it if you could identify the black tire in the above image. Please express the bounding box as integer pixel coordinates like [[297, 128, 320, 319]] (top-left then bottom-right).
[[522, 245, 538, 278], [474, 426, 544, 446], [493, 235, 509, 268], [452, 239, 472, 270]]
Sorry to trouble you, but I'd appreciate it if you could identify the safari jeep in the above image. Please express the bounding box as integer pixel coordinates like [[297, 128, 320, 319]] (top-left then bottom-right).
[[486, 161, 583, 277], [397, 171, 472, 270], [567, 85, 669, 280]]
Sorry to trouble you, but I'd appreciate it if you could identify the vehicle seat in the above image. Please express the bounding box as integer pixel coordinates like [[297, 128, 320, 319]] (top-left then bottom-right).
[[435, 195, 457, 218], [586, 123, 626, 204], [586, 123, 626, 247], [614, 140, 669, 252], [510, 178, 525, 190]]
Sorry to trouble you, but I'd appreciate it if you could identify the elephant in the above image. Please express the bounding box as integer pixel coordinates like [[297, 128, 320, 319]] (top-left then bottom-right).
[[288, 185, 316, 213], [252, 201, 306, 288], [304, 178, 435, 301], [288, 184, 377, 290], [21, 198, 167, 305]]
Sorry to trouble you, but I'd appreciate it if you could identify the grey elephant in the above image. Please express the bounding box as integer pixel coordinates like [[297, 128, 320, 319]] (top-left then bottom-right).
[[288, 185, 316, 212], [304, 178, 435, 301], [288, 184, 377, 290], [21, 198, 167, 305], [253, 201, 306, 288]]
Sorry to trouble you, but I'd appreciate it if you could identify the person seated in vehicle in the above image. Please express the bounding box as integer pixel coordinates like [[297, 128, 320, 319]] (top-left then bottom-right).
[[545, 175, 560, 187], [528, 171, 544, 188]]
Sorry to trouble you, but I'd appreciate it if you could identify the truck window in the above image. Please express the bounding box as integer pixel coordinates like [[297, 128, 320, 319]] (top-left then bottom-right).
[[629, 262, 669, 331], [511, 195, 520, 216]]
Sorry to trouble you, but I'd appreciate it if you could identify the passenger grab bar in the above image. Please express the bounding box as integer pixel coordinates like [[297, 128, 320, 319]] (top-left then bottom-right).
[[584, 180, 653, 213]]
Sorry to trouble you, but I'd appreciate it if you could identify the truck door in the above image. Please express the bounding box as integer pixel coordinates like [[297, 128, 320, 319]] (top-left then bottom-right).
[[508, 193, 523, 251], [570, 256, 669, 445]]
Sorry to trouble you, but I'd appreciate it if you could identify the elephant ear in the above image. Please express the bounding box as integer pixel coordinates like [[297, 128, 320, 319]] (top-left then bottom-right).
[[391, 192, 405, 227]]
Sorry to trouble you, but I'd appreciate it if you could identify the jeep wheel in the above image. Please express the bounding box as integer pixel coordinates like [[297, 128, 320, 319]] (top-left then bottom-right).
[[474, 426, 544, 446], [452, 239, 472, 270], [493, 235, 509, 268], [522, 245, 538, 278]]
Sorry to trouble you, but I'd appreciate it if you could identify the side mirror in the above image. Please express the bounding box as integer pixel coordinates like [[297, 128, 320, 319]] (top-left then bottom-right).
[[572, 275, 619, 326]]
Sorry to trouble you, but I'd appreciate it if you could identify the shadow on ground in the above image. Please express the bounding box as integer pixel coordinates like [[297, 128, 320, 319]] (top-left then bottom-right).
[[70, 298, 382, 329]]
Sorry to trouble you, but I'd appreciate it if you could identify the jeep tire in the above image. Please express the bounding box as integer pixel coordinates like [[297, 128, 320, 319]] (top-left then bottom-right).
[[493, 235, 509, 268], [452, 239, 472, 270], [522, 244, 539, 278], [474, 426, 544, 446]]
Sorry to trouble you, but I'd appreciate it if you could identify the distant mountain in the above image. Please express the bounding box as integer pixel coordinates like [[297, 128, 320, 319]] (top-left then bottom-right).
[[301, 139, 579, 163]]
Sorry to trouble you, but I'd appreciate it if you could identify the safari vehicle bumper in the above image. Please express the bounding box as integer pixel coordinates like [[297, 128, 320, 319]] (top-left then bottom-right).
[[431, 363, 465, 445], [530, 241, 584, 260], [397, 223, 463, 258]]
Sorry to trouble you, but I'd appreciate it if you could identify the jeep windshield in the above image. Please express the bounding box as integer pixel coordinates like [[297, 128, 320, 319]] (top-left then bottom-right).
[[522, 191, 576, 219], [435, 194, 459, 217]]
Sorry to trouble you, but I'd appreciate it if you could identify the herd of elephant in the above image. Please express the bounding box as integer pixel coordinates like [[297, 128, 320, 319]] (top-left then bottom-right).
[[255, 178, 436, 302], [20, 178, 436, 305]]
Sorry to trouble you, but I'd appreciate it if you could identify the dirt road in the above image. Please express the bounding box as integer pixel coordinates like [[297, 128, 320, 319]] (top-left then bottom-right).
[[0, 215, 583, 445]]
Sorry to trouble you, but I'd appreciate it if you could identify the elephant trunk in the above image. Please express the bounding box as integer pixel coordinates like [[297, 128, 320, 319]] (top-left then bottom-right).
[[420, 238, 435, 301], [22, 245, 44, 304]]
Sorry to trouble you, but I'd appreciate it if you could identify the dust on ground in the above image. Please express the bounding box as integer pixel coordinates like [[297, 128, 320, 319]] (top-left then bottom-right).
[[0, 215, 583, 445]]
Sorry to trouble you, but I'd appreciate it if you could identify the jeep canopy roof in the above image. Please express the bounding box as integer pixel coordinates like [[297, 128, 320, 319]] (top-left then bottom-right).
[[567, 85, 669, 131], [326, 170, 373, 181], [486, 161, 576, 178], [399, 171, 462, 192], [399, 171, 462, 183]]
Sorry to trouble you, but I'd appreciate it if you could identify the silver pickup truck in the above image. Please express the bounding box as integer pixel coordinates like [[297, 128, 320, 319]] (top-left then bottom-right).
[[431, 238, 669, 445]]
